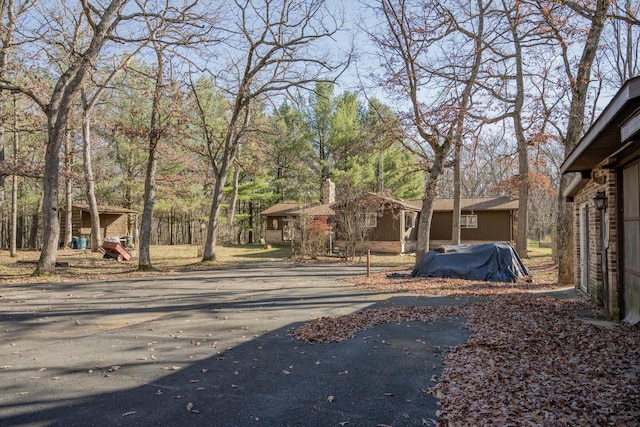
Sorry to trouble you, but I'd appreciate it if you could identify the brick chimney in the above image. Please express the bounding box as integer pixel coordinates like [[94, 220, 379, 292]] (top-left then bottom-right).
[[321, 178, 335, 203]]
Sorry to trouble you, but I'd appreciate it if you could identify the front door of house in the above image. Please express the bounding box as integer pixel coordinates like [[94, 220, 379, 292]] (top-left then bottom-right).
[[623, 161, 640, 324], [579, 203, 589, 293]]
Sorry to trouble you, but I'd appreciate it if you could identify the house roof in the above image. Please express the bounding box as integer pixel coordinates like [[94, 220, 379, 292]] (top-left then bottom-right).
[[407, 197, 519, 212], [560, 76, 640, 174], [71, 205, 139, 215], [260, 202, 334, 217], [374, 194, 422, 212], [262, 196, 517, 217], [324, 193, 422, 213]]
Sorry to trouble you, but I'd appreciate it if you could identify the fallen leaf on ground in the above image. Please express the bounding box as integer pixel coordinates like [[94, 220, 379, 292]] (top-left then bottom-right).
[[294, 270, 640, 425]]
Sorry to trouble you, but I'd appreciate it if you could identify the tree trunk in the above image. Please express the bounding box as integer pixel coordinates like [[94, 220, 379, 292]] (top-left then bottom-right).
[[449, 0, 485, 246], [227, 159, 240, 239], [82, 89, 103, 251], [451, 141, 462, 245], [202, 173, 228, 261], [9, 94, 18, 256], [10, 164, 17, 256], [202, 125, 242, 261], [557, 174, 576, 284], [34, 0, 127, 276], [35, 115, 65, 275], [169, 206, 175, 245], [64, 130, 74, 248], [139, 146, 157, 269], [503, 0, 530, 259], [378, 147, 384, 194], [416, 153, 446, 264], [29, 196, 42, 250], [138, 45, 164, 271], [416, 185, 436, 264], [556, 0, 610, 284], [0, 135, 4, 236], [515, 144, 529, 258], [0, 0, 19, 243], [248, 201, 253, 243]]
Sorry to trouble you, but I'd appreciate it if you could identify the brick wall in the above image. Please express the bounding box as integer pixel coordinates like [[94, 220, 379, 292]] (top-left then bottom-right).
[[572, 167, 620, 318]]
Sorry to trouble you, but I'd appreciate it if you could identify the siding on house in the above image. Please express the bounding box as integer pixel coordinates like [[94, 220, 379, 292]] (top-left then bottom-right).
[[261, 196, 517, 254], [430, 210, 514, 242], [417, 197, 518, 246]]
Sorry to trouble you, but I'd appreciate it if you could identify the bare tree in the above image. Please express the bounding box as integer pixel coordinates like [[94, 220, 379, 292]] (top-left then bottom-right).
[[0, 0, 35, 247], [138, 41, 165, 270], [535, 0, 612, 284], [0, 0, 130, 275], [499, 0, 534, 258], [444, 0, 488, 246], [370, 0, 489, 262], [9, 94, 18, 256], [196, 0, 348, 262], [63, 129, 74, 249], [136, 1, 211, 271], [80, 49, 141, 252], [601, 0, 640, 86]]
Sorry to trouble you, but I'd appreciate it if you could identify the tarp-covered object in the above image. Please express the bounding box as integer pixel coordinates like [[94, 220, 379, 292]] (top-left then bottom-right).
[[410, 243, 531, 282]]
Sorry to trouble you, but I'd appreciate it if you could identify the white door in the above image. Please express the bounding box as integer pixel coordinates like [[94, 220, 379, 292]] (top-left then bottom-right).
[[579, 204, 589, 293]]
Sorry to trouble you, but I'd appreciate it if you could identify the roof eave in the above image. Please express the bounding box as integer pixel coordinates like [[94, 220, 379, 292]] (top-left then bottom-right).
[[560, 76, 640, 174], [563, 171, 591, 202]]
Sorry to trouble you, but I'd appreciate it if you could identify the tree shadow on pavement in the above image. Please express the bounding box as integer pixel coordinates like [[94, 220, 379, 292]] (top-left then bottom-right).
[[0, 296, 472, 427]]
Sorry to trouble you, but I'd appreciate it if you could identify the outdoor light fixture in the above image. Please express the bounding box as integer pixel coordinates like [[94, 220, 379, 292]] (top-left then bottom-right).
[[593, 191, 607, 211]]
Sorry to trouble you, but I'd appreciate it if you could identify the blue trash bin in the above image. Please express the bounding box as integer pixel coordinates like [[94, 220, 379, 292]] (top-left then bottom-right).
[[77, 237, 87, 250], [72, 237, 78, 249]]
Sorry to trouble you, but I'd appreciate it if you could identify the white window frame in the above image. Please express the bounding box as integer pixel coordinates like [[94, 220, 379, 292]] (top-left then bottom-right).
[[359, 212, 377, 228], [405, 212, 416, 229], [460, 214, 478, 229]]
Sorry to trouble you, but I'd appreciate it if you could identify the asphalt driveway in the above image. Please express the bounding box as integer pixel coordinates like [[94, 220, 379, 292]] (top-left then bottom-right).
[[0, 263, 472, 426]]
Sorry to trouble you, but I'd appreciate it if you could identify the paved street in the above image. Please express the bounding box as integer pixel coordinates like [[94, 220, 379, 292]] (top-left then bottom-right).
[[0, 263, 471, 426]]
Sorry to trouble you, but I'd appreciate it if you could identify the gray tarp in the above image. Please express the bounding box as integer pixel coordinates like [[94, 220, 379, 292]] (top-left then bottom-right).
[[408, 243, 531, 283]]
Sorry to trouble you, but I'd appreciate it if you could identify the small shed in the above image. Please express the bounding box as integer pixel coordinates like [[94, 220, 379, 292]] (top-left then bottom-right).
[[60, 205, 138, 245]]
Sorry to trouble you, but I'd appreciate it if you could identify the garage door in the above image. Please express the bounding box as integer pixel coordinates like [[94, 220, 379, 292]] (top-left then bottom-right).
[[623, 161, 640, 325]]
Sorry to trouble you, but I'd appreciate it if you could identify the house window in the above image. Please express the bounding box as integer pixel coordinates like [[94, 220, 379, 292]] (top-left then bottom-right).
[[405, 212, 416, 229], [460, 214, 478, 229], [359, 212, 377, 228]]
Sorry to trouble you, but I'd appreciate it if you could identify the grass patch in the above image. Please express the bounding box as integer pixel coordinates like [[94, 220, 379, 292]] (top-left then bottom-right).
[[0, 241, 558, 285], [0, 243, 293, 284]]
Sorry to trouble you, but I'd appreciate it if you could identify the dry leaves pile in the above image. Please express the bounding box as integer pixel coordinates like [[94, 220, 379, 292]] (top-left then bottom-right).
[[350, 271, 562, 296], [294, 305, 466, 343], [434, 294, 640, 426], [295, 273, 640, 425]]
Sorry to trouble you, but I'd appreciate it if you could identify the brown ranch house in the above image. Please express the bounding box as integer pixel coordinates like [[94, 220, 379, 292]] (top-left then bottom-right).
[[561, 76, 640, 324], [260, 189, 518, 254], [59, 205, 138, 247], [417, 197, 518, 248]]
